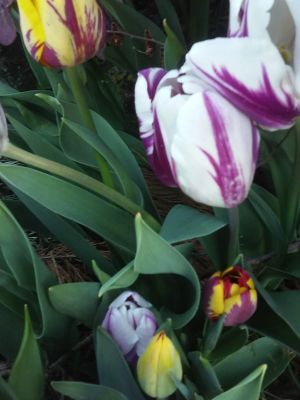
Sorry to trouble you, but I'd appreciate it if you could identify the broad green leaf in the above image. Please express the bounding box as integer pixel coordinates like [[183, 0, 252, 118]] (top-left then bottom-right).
[[49, 283, 100, 327], [0, 376, 18, 400], [154, 0, 185, 44], [160, 205, 227, 243], [209, 327, 248, 364], [52, 381, 128, 400], [134, 214, 200, 328], [163, 20, 186, 69], [247, 298, 300, 354], [0, 165, 136, 254], [98, 262, 138, 298], [214, 338, 291, 389], [9, 307, 44, 400], [189, 0, 210, 42], [96, 327, 146, 400], [0, 303, 23, 361], [212, 365, 266, 400]]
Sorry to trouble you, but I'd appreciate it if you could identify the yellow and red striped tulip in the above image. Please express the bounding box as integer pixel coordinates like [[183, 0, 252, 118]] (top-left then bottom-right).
[[203, 266, 257, 326], [137, 331, 182, 398], [16, 0, 106, 68]]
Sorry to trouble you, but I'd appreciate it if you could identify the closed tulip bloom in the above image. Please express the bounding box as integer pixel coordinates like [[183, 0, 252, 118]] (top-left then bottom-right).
[[102, 291, 157, 363], [0, 105, 9, 152], [135, 68, 260, 208], [203, 266, 257, 326], [181, 0, 300, 130], [137, 331, 183, 398], [16, 0, 106, 68]]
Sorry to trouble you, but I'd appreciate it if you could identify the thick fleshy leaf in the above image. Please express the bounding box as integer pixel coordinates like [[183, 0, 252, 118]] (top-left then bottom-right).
[[170, 89, 259, 207], [182, 37, 300, 130], [52, 381, 128, 400]]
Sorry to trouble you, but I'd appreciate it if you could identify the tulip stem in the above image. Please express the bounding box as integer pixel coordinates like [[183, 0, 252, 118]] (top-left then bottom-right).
[[65, 66, 114, 189], [227, 207, 240, 264], [2, 143, 161, 232]]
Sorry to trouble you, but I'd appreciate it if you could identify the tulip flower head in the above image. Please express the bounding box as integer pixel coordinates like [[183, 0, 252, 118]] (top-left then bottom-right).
[[180, 0, 300, 130], [17, 0, 106, 68], [0, 0, 16, 45], [102, 291, 157, 363], [0, 105, 9, 152], [137, 331, 183, 398], [203, 266, 257, 326], [135, 68, 259, 208]]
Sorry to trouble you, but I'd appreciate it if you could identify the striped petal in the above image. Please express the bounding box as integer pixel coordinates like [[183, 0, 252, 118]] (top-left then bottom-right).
[[171, 89, 259, 207], [135, 68, 182, 187], [17, 0, 106, 68], [182, 37, 300, 130], [224, 289, 258, 326], [203, 276, 224, 319]]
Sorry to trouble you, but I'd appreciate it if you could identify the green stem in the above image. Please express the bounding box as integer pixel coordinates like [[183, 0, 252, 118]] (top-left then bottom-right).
[[283, 122, 300, 240], [2, 143, 161, 232], [227, 207, 240, 265], [66, 66, 114, 188]]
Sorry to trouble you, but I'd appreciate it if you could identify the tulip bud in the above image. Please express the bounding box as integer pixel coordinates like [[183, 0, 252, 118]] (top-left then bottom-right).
[[102, 291, 157, 363], [0, 105, 9, 152], [203, 266, 257, 326], [137, 331, 183, 398], [16, 0, 106, 68]]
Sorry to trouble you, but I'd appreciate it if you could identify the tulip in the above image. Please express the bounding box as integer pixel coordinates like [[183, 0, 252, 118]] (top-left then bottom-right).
[[102, 291, 157, 363], [137, 331, 183, 398], [0, 105, 9, 152], [203, 266, 257, 326], [135, 68, 260, 208], [180, 0, 300, 130], [16, 0, 106, 68], [0, 0, 16, 45]]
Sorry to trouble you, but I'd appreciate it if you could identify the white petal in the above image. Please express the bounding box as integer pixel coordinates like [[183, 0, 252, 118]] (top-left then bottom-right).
[[286, 0, 300, 90], [0, 105, 8, 152], [171, 90, 259, 208], [107, 308, 138, 355], [135, 313, 157, 356], [183, 37, 300, 129]]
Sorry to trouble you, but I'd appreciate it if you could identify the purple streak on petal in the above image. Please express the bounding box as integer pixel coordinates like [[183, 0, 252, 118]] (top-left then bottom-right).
[[139, 68, 167, 100], [224, 291, 257, 326], [228, 0, 249, 37], [191, 61, 300, 129], [0, 10, 16, 45], [200, 92, 247, 207]]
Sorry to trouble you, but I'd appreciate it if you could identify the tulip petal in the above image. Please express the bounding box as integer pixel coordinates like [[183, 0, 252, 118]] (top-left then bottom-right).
[[224, 289, 257, 326], [105, 308, 139, 355], [182, 37, 300, 129], [137, 332, 182, 398], [135, 69, 180, 187], [171, 89, 259, 207], [108, 290, 153, 309], [285, 0, 300, 90], [203, 276, 225, 319], [135, 312, 157, 356], [0, 8, 16, 45]]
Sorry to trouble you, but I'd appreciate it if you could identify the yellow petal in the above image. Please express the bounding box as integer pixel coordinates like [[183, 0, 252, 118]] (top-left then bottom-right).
[[137, 332, 182, 398], [209, 280, 224, 317]]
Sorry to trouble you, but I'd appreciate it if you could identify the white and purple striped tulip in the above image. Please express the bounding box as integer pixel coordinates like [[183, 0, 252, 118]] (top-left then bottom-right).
[[102, 291, 157, 364], [181, 0, 300, 130], [0, 104, 8, 152], [135, 68, 260, 208]]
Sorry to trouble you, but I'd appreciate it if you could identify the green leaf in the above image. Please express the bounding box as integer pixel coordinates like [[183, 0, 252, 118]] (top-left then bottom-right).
[[189, 0, 210, 42], [214, 338, 291, 390], [160, 205, 227, 243], [134, 214, 201, 328], [163, 19, 186, 69], [49, 283, 100, 327], [0, 303, 23, 361], [209, 327, 248, 364], [212, 365, 267, 400], [95, 327, 146, 400], [154, 0, 185, 44], [0, 375, 18, 400], [52, 381, 128, 400], [9, 306, 44, 400], [0, 165, 136, 254]]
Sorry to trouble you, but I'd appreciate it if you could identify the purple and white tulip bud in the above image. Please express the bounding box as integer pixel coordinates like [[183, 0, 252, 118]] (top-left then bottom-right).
[[102, 291, 157, 363], [0, 105, 9, 152], [135, 68, 260, 208], [180, 0, 300, 130]]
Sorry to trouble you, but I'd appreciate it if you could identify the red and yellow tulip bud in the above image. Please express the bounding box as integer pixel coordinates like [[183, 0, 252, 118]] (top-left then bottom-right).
[[203, 266, 257, 326], [16, 0, 106, 68], [137, 331, 183, 398]]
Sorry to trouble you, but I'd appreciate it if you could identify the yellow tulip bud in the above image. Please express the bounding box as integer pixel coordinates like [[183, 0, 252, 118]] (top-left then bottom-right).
[[16, 0, 106, 68], [137, 331, 183, 398]]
